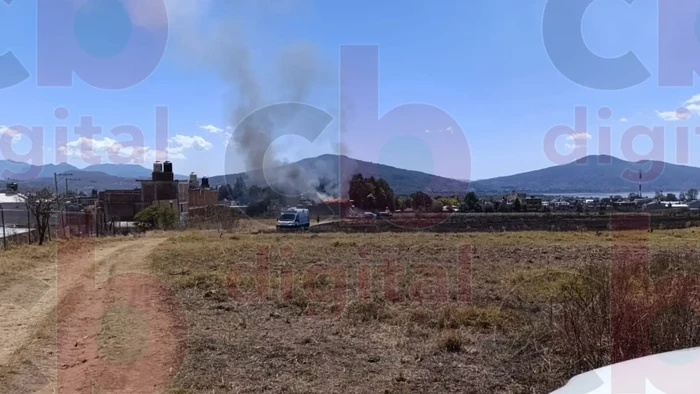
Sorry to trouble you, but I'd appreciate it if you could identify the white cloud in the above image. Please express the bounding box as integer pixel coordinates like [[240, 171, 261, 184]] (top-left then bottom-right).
[[199, 124, 223, 134], [620, 117, 628, 122], [57, 134, 213, 164], [166, 134, 213, 159], [224, 132, 233, 147], [565, 143, 586, 150], [169, 134, 213, 151], [566, 132, 592, 141], [655, 110, 681, 121], [58, 136, 121, 158], [683, 95, 700, 106], [655, 94, 700, 121], [0, 125, 23, 143]]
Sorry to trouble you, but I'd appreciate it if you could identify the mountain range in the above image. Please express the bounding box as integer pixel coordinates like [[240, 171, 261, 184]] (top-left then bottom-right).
[[1, 154, 699, 196], [0, 160, 187, 192], [470, 155, 700, 194]]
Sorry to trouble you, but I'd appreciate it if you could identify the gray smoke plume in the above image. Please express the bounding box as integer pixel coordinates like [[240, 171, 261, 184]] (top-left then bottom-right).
[[166, 0, 337, 201]]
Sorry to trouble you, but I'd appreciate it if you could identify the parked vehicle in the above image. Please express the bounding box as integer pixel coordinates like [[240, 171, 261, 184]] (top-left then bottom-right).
[[276, 208, 310, 229]]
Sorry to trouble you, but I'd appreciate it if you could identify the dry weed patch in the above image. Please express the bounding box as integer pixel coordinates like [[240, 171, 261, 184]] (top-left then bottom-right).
[[149, 230, 700, 393]]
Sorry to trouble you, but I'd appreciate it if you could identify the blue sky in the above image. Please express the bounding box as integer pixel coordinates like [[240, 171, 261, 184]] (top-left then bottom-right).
[[1, 0, 700, 181]]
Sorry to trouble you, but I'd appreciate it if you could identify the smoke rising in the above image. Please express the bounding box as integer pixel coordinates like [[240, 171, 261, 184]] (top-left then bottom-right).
[[166, 0, 338, 201]]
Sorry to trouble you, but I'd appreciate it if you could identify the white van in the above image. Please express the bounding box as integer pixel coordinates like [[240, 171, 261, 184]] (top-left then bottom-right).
[[276, 208, 310, 229]]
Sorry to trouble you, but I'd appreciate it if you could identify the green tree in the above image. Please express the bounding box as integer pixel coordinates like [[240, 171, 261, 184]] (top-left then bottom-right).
[[463, 192, 480, 212], [134, 204, 178, 230], [218, 184, 234, 201], [439, 197, 460, 207], [665, 193, 678, 202], [349, 174, 369, 208], [687, 188, 699, 201], [410, 191, 433, 211], [347, 173, 396, 211], [513, 198, 522, 212], [375, 177, 395, 211], [430, 200, 444, 213], [232, 176, 248, 201]]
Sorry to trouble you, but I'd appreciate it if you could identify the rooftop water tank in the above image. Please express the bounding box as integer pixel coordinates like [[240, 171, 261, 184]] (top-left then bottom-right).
[[163, 161, 173, 173], [153, 161, 163, 172]]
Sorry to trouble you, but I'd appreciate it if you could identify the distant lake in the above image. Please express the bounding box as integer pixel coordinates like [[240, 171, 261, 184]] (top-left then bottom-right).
[[541, 191, 683, 199]]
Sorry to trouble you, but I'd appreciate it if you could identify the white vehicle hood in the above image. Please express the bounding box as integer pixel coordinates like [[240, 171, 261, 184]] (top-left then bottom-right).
[[552, 347, 700, 393]]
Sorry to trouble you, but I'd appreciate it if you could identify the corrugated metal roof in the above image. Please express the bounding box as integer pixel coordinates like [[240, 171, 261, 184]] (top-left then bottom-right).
[[0, 227, 30, 238], [0, 193, 25, 204]]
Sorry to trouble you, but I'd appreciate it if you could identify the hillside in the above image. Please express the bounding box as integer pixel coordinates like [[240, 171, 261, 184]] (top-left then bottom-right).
[[471, 155, 700, 193], [0, 161, 187, 192], [210, 154, 700, 196], [1, 154, 699, 196], [208, 154, 473, 196]]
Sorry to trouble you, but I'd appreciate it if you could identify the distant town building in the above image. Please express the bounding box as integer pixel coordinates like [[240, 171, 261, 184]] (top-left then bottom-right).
[[524, 197, 542, 211]]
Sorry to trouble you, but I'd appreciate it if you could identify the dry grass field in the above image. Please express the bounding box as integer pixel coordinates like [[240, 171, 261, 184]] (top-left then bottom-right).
[[3, 226, 700, 393], [149, 227, 700, 393]]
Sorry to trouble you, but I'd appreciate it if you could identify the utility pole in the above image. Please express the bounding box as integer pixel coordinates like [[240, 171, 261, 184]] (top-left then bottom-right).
[[54, 172, 72, 237], [54, 172, 73, 196], [64, 177, 80, 197], [64, 178, 79, 235], [27, 207, 31, 244]]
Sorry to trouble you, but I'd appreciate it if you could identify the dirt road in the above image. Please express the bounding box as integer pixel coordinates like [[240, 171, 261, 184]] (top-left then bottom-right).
[[0, 236, 186, 394]]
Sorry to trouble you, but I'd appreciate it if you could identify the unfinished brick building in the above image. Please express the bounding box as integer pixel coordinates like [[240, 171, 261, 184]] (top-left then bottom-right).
[[97, 189, 147, 221], [98, 161, 217, 221]]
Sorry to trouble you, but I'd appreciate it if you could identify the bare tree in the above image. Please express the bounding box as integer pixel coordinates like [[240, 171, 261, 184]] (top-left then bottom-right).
[[21, 188, 62, 245]]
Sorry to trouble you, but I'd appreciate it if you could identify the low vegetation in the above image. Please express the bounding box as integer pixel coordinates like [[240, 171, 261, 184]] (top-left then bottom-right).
[[134, 204, 179, 230], [149, 229, 700, 393]]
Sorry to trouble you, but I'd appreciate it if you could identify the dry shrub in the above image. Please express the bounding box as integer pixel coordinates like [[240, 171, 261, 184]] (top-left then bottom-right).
[[437, 304, 514, 330], [184, 272, 225, 290], [552, 250, 700, 377], [438, 330, 463, 353], [345, 297, 391, 322], [403, 304, 515, 330], [554, 262, 611, 373], [332, 240, 357, 247]]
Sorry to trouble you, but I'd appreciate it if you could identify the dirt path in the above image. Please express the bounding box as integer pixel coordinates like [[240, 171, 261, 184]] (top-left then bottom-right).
[[0, 235, 186, 394]]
